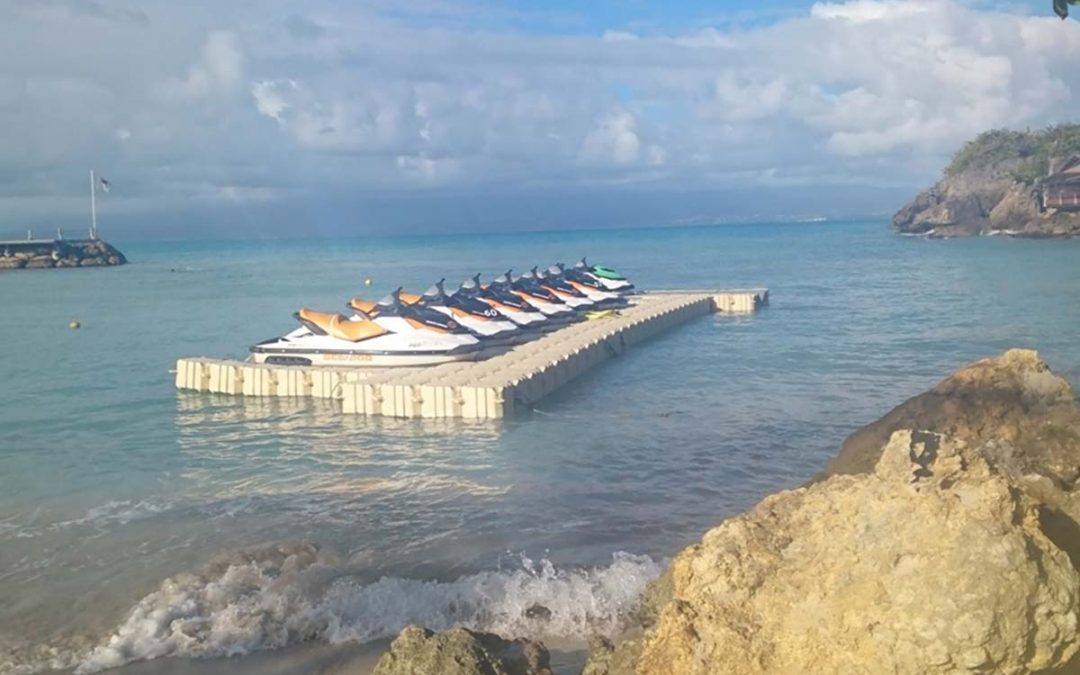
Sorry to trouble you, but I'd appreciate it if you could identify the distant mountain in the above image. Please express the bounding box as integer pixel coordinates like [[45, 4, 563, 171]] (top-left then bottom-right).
[[892, 126, 1080, 238]]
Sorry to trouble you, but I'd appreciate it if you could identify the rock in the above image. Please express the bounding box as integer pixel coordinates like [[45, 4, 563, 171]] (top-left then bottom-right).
[[581, 635, 640, 675], [372, 625, 552, 675], [0, 239, 126, 270], [824, 350, 1080, 501], [892, 127, 1080, 238], [599, 430, 1080, 675], [892, 164, 1013, 238]]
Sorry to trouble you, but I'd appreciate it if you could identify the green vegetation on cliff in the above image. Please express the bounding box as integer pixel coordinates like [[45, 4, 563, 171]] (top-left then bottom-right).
[[946, 124, 1080, 184]]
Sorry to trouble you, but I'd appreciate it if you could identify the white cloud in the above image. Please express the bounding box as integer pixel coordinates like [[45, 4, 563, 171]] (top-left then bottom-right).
[[163, 30, 244, 99], [4, 0, 1080, 229], [810, 0, 933, 22], [251, 79, 296, 124], [583, 110, 642, 164]]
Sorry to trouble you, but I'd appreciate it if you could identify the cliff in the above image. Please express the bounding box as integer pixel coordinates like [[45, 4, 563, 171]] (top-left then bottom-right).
[[0, 238, 126, 270], [893, 126, 1080, 238]]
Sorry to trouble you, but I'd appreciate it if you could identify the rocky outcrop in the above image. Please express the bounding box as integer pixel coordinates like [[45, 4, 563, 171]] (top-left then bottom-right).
[[892, 127, 1080, 238], [372, 351, 1080, 675], [0, 239, 126, 270], [893, 175, 1080, 238], [587, 430, 1080, 674], [824, 349, 1080, 517], [372, 625, 552, 675], [586, 349, 1080, 675], [891, 164, 1014, 238]]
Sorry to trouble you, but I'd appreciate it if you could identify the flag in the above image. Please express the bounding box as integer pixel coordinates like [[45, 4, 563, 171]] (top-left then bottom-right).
[[99, 177, 111, 193]]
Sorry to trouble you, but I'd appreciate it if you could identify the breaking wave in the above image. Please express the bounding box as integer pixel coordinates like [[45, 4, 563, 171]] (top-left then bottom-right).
[[61, 542, 660, 674]]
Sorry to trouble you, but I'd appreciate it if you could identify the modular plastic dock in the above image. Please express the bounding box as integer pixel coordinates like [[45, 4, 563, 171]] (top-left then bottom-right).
[[174, 289, 767, 419]]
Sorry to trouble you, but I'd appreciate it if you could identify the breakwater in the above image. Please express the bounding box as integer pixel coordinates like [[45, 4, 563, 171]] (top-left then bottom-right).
[[0, 238, 126, 269]]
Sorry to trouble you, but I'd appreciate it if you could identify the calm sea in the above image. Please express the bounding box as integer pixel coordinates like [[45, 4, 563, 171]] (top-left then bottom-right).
[[2, 221, 1078, 674]]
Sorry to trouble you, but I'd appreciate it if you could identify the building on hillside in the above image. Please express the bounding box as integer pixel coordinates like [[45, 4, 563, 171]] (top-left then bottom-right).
[[1036, 156, 1080, 212]]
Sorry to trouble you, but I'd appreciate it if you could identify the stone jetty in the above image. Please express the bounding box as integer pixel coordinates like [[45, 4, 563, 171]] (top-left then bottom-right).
[[0, 238, 126, 270]]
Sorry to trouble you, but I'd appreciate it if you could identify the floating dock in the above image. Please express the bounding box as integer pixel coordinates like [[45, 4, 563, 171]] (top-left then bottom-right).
[[175, 289, 767, 419]]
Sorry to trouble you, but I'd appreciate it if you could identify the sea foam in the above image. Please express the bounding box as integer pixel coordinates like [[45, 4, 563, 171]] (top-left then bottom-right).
[[72, 542, 660, 674]]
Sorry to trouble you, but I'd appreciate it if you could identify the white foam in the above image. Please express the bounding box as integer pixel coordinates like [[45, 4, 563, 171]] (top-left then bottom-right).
[[72, 543, 661, 674]]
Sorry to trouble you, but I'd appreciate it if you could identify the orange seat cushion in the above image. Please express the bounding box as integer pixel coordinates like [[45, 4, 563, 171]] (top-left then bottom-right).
[[329, 315, 388, 342], [348, 298, 379, 315]]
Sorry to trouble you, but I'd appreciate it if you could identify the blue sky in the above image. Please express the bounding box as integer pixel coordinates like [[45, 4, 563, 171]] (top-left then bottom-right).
[[405, 0, 818, 34], [1, 0, 1078, 238]]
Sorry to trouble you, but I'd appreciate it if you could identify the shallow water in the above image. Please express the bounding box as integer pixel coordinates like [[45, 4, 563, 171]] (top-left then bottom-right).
[[2, 222, 1079, 674]]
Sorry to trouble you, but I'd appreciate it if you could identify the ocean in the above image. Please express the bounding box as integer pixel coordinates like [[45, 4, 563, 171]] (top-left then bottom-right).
[[2, 221, 1078, 674]]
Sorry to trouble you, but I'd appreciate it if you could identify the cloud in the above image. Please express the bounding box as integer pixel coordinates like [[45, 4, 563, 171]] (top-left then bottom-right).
[[581, 109, 665, 167], [583, 110, 642, 164], [3, 0, 1080, 233], [163, 30, 244, 99], [810, 0, 932, 22], [251, 80, 296, 124]]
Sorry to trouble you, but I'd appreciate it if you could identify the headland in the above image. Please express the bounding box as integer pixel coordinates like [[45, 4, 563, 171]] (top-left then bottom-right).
[[893, 125, 1080, 238]]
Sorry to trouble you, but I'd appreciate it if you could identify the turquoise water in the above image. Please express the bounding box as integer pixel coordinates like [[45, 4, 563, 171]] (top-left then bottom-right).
[[2, 221, 1078, 673]]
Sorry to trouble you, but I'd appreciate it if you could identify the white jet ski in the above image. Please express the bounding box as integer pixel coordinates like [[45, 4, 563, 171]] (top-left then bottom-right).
[[249, 308, 480, 367], [573, 257, 635, 292], [398, 280, 538, 347], [528, 266, 597, 309], [549, 263, 628, 307], [493, 270, 577, 325], [458, 274, 551, 328]]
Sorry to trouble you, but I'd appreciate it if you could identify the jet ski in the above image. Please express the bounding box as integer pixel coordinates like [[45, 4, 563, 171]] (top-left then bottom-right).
[[574, 257, 634, 292], [551, 263, 627, 307], [526, 267, 597, 309], [398, 279, 535, 346], [492, 270, 576, 323], [346, 288, 484, 346], [457, 274, 550, 329], [249, 308, 480, 367]]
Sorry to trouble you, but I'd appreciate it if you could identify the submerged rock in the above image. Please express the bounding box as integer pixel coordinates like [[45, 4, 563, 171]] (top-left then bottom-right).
[[593, 430, 1080, 674], [373, 625, 552, 675]]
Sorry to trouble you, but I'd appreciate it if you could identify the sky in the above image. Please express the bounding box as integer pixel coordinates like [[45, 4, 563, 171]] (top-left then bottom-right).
[[2, 0, 1079, 239]]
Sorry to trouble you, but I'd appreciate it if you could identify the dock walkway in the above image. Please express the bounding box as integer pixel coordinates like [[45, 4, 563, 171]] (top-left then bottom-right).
[[175, 289, 767, 419]]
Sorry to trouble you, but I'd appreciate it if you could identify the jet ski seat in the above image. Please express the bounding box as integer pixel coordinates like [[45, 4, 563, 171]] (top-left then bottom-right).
[[296, 308, 388, 342], [347, 298, 380, 315]]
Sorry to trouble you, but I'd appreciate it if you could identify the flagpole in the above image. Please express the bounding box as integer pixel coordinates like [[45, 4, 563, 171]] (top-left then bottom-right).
[[90, 169, 98, 240]]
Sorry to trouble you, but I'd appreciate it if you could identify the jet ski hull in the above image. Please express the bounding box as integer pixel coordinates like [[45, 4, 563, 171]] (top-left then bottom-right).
[[250, 347, 478, 368], [251, 321, 480, 368]]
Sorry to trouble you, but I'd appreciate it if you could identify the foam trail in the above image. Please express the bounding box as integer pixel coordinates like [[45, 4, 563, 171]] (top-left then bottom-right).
[[73, 543, 660, 674]]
